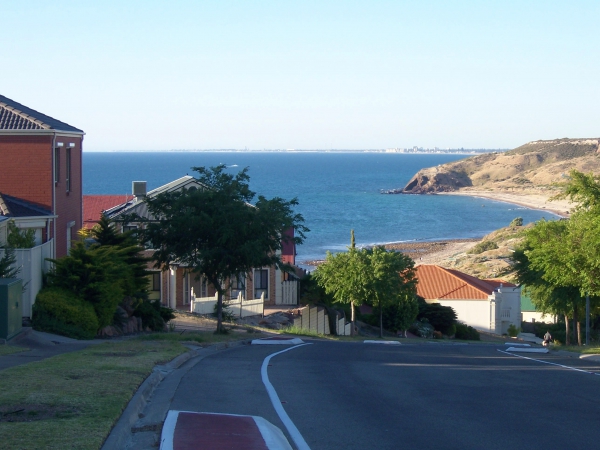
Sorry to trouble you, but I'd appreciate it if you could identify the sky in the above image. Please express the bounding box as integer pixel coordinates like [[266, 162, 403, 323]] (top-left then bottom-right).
[[2, 0, 599, 151]]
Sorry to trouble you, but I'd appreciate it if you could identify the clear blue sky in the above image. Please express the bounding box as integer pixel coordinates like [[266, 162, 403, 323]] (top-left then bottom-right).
[[2, 1, 599, 151]]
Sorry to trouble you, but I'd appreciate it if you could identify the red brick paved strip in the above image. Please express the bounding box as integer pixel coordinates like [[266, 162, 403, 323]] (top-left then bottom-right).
[[161, 411, 293, 450]]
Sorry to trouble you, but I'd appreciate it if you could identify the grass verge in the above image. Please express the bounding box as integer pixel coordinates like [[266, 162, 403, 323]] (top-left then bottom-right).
[[0, 332, 248, 450], [0, 346, 29, 356], [555, 345, 600, 355]]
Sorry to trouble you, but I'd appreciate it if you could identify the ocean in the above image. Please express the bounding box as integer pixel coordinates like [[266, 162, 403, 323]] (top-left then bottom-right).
[[83, 152, 554, 264]]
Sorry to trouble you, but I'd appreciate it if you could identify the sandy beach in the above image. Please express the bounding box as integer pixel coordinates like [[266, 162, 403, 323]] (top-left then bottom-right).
[[440, 189, 573, 218]]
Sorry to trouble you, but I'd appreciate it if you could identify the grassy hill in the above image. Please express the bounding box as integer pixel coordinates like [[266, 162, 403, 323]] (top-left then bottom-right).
[[402, 138, 600, 194]]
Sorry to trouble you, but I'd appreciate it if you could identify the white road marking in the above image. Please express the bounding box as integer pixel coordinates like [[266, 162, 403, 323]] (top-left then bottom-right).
[[497, 349, 600, 376], [364, 340, 401, 345], [262, 344, 313, 450], [505, 347, 548, 353], [252, 338, 305, 345]]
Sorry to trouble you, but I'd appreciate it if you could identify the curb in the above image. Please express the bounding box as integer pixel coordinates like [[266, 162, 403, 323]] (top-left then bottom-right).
[[101, 338, 251, 450]]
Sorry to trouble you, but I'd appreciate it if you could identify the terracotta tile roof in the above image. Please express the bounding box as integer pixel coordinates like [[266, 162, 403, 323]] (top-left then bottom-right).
[[416, 265, 515, 301], [0, 94, 83, 133], [83, 195, 134, 228]]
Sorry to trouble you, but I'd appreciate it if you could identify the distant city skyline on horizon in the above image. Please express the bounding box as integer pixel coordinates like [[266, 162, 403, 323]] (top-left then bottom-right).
[[3, 1, 598, 151]]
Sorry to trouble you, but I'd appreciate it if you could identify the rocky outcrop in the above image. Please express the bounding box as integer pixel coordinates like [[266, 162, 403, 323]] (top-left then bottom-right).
[[402, 167, 472, 194], [401, 138, 600, 194]]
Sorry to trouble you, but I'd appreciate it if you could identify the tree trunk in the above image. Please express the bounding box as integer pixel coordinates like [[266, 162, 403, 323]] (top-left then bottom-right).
[[215, 287, 225, 334], [565, 315, 570, 346], [350, 300, 355, 336], [573, 307, 579, 346]]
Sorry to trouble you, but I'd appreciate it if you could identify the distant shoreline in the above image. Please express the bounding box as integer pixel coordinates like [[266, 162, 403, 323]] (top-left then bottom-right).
[[439, 190, 571, 218], [301, 238, 481, 268]]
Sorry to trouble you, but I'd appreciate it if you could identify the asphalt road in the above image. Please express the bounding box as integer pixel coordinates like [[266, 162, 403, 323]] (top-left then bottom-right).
[[170, 341, 600, 450]]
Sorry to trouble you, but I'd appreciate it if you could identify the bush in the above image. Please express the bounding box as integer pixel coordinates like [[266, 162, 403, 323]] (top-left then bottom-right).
[[507, 324, 520, 337], [134, 300, 173, 331], [467, 240, 499, 254], [409, 319, 435, 338], [455, 323, 480, 340], [417, 299, 457, 335], [46, 243, 126, 328], [509, 217, 523, 227], [32, 287, 99, 339]]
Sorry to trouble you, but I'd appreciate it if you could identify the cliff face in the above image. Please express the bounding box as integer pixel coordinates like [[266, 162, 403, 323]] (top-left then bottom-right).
[[402, 138, 600, 194]]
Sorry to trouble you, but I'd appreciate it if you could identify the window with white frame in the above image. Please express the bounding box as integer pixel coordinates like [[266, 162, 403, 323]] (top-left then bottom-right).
[[253, 268, 268, 299], [230, 273, 245, 300]]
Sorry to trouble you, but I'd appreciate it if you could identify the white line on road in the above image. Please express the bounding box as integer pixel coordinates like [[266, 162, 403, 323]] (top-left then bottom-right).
[[497, 349, 600, 376], [262, 344, 313, 450]]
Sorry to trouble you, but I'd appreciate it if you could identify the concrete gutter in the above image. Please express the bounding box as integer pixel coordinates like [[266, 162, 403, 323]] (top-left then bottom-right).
[[101, 339, 252, 450]]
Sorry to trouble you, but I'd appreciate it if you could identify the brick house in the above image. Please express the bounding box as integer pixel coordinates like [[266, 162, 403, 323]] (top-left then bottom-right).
[[0, 94, 84, 259], [102, 177, 300, 313], [416, 264, 521, 334]]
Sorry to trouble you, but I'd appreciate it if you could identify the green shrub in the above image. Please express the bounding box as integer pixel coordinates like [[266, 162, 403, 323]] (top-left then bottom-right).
[[509, 217, 523, 227], [507, 323, 520, 337], [417, 298, 457, 335], [134, 300, 174, 331], [409, 319, 435, 338], [455, 323, 480, 340], [46, 243, 126, 328], [32, 287, 99, 339], [467, 240, 499, 254]]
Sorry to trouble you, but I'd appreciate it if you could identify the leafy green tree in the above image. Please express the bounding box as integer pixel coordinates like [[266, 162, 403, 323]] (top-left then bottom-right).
[[6, 220, 35, 248], [0, 247, 20, 279], [130, 165, 308, 334], [92, 215, 149, 298], [314, 248, 367, 335], [364, 246, 417, 338]]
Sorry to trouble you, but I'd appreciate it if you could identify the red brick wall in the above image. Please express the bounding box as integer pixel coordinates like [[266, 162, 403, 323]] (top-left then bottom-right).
[[53, 135, 83, 258], [0, 135, 53, 208], [0, 133, 83, 258]]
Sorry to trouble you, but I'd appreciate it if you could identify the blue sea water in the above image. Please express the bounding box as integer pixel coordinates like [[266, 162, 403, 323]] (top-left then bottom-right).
[[83, 152, 555, 263]]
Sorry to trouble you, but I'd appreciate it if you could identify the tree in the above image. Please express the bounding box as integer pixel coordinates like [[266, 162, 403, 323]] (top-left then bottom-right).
[[91, 215, 150, 299], [0, 247, 20, 279], [314, 247, 367, 335], [47, 242, 129, 328], [130, 165, 308, 334], [512, 217, 595, 345], [364, 246, 417, 338], [314, 230, 363, 335], [6, 220, 35, 248], [315, 245, 417, 338]]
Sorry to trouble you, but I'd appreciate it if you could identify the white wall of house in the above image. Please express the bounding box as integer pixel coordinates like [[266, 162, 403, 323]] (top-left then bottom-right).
[[522, 311, 557, 323], [431, 286, 521, 335]]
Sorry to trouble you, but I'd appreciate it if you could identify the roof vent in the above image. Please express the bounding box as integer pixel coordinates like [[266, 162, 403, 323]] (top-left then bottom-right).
[[132, 181, 147, 197]]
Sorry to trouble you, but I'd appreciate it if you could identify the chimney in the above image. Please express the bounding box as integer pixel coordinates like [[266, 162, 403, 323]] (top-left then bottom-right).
[[132, 181, 147, 198]]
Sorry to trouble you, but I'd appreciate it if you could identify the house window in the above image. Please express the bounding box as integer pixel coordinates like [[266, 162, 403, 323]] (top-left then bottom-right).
[[231, 273, 245, 300], [54, 147, 60, 184], [66, 220, 75, 253], [148, 272, 161, 301], [254, 268, 268, 299], [201, 277, 208, 298], [66, 148, 71, 192], [123, 225, 138, 234]]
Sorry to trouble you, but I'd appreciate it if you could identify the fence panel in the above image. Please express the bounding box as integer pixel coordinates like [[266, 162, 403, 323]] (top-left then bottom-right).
[[279, 280, 298, 305], [0, 240, 52, 318]]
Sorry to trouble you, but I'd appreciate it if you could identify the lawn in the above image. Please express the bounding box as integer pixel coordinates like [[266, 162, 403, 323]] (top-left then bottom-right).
[[0, 332, 251, 450], [0, 345, 29, 356]]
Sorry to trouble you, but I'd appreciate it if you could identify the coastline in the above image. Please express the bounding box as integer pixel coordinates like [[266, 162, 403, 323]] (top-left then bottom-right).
[[439, 190, 572, 218], [301, 238, 480, 268], [300, 189, 571, 269]]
